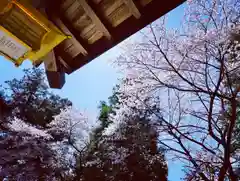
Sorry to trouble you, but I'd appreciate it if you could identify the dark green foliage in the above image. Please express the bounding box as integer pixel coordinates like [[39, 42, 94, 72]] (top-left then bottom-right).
[[94, 87, 120, 140], [81, 117, 168, 181], [98, 85, 120, 124], [79, 87, 168, 181], [1, 68, 72, 127], [0, 68, 73, 180], [0, 71, 167, 181], [98, 101, 113, 127]]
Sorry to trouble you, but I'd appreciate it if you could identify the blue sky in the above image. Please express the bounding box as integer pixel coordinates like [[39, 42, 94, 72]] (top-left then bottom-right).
[[0, 3, 186, 180]]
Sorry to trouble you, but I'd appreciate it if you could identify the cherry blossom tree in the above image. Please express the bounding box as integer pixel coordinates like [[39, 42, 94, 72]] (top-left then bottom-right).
[[0, 69, 99, 180], [81, 114, 167, 181], [47, 106, 99, 177], [1, 68, 72, 127], [0, 106, 98, 181], [113, 0, 240, 180], [0, 118, 58, 181], [69, 89, 168, 181]]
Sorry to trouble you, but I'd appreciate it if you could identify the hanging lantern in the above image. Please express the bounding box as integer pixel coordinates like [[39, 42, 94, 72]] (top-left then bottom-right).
[[0, 0, 69, 66]]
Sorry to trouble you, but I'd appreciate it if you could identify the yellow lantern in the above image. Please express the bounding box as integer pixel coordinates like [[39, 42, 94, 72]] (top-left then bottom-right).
[[0, 0, 69, 66]]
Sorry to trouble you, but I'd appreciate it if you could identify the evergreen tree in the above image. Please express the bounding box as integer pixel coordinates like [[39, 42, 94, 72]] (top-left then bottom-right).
[[80, 88, 168, 181], [82, 116, 167, 181], [0, 68, 73, 180], [1, 68, 72, 127]]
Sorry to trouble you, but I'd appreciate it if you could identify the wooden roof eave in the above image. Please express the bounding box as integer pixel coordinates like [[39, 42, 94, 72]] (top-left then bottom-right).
[[40, 0, 185, 87], [58, 0, 185, 74]]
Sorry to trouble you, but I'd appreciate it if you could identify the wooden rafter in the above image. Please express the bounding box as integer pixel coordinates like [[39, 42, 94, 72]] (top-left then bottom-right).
[[43, 50, 58, 71], [30, 3, 66, 88], [58, 56, 71, 71], [43, 50, 65, 89], [123, 0, 141, 19], [46, 0, 89, 50], [77, 0, 111, 40], [41, 0, 185, 88], [51, 15, 88, 56]]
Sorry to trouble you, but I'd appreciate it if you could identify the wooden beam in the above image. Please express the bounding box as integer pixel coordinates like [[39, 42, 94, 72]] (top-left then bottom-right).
[[46, 70, 65, 89], [43, 50, 65, 89], [77, 0, 111, 40], [139, 0, 153, 6], [58, 56, 71, 71], [29, 2, 66, 89], [70, 0, 185, 73], [51, 15, 88, 56], [46, 2, 90, 74], [46, 0, 89, 51], [123, 0, 141, 19], [43, 50, 58, 71], [100, 0, 123, 16]]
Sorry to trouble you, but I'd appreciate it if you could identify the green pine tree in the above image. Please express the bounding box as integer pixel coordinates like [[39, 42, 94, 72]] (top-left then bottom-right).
[[1, 68, 72, 127]]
